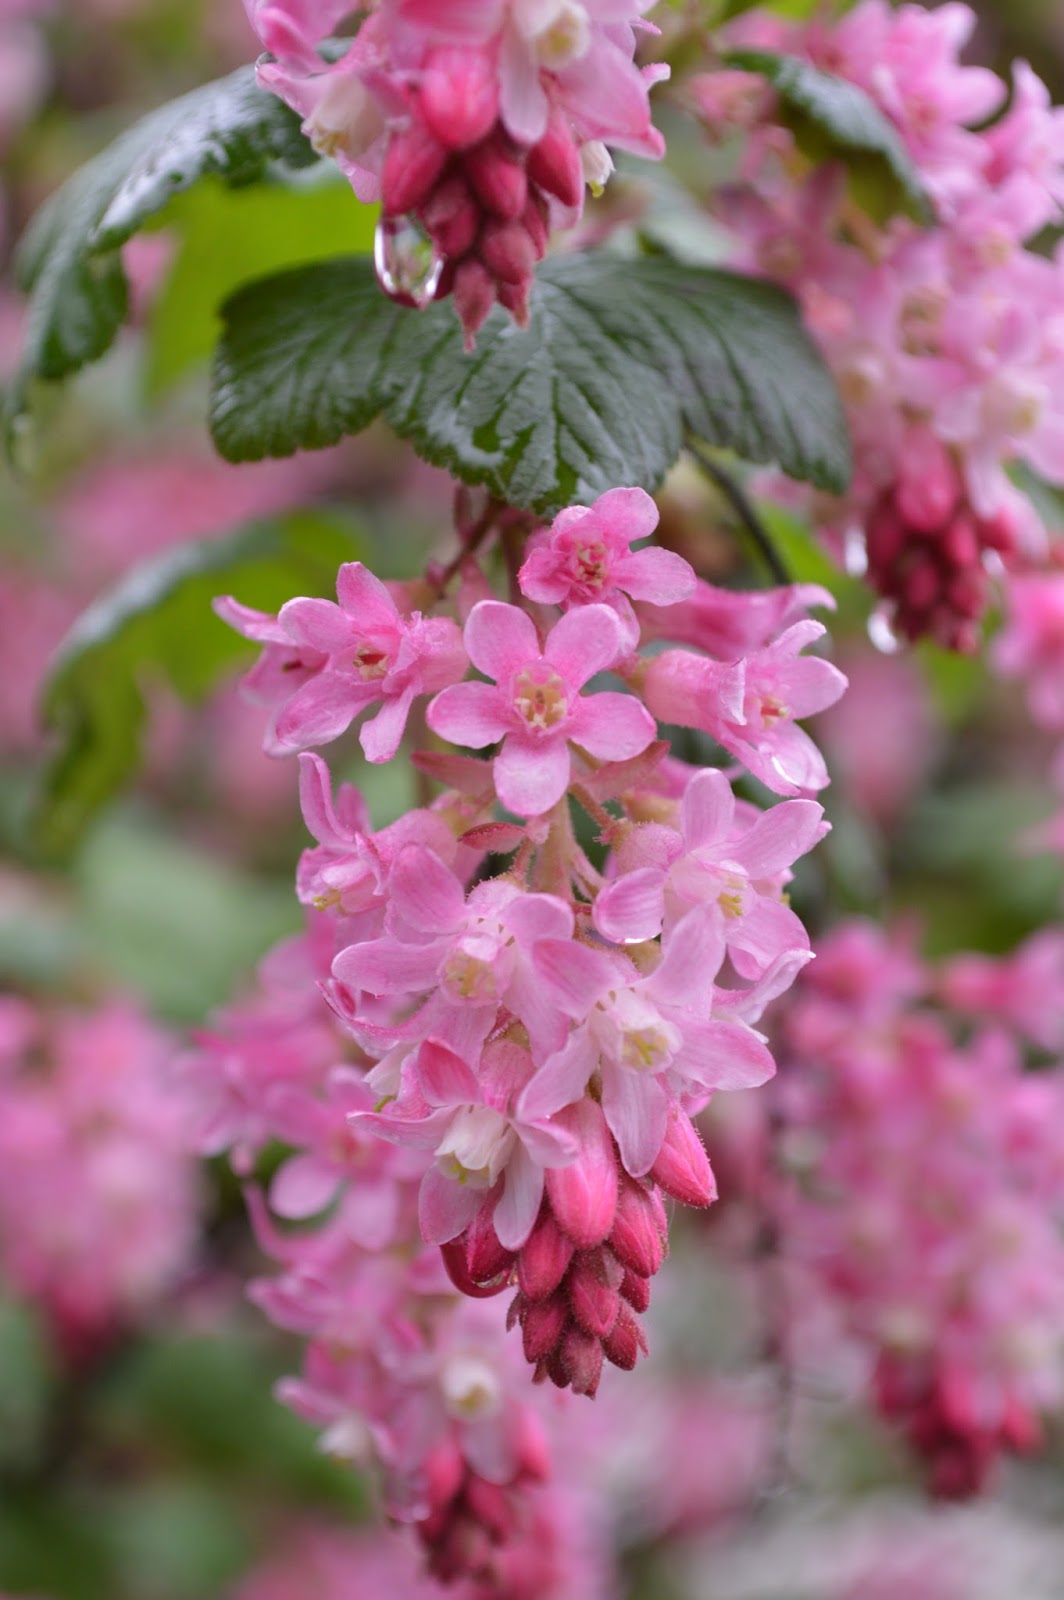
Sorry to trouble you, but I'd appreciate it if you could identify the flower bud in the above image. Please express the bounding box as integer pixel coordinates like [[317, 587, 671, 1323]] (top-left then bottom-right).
[[649, 1107, 717, 1207], [420, 47, 500, 150], [546, 1101, 619, 1248]]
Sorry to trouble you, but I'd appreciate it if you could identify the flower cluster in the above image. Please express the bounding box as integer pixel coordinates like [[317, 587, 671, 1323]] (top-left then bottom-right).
[[0, 994, 199, 1365], [761, 921, 1064, 1498], [694, 0, 1064, 650], [244, 0, 667, 339], [202, 484, 843, 1582]]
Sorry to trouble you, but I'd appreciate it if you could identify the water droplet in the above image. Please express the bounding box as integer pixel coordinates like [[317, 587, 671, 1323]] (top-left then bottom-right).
[[374, 215, 444, 310], [844, 523, 868, 578], [868, 603, 902, 655]]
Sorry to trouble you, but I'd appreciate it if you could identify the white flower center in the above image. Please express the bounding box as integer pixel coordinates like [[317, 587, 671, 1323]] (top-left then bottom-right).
[[441, 1354, 503, 1421], [306, 73, 383, 162], [594, 990, 681, 1074], [513, 665, 569, 731], [522, 0, 592, 69], [440, 924, 513, 1005], [436, 1105, 516, 1187]]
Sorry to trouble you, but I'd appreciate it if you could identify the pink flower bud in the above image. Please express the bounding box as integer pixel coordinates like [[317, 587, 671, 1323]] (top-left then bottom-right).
[[465, 134, 529, 221], [546, 1101, 619, 1248], [649, 1107, 717, 1207], [381, 118, 449, 216], [561, 1323, 604, 1397], [609, 1173, 666, 1277], [520, 1293, 568, 1362], [419, 48, 500, 150], [479, 220, 537, 285], [619, 1267, 651, 1313], [422, 175, 481, 258], [465, 1207, 515, 1284], [602, 1302, 648, 1372], [466, 1475, 518, 1541], [517, 1209, 575, 1300], [527, 113, 584, 208], [567, 1253, 620, 1339], [423, 1439, 465, 1511], [453, 258, 497, 345]]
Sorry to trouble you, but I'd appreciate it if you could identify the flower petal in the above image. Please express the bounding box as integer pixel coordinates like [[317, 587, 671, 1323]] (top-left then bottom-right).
[[428, 681, 510, 749], [464, 600, 539, 682], [601, 1061, 669, 1177], [544, 603, 625, 685], [494, 733, 570, 816]]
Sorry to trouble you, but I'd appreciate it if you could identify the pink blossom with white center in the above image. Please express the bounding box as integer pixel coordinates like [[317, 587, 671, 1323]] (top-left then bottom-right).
[[636, 576, 835, 659], [295, 751, 460, 915], [518, 486, 696, 649], [521, 911, 775, 1176], [216, 562, 468, 760], [645, 620, 848, 797], [594, 767, 826, 979], [427, 600, 655, 816], [359, 1038, 577, 1249], [330, 844, 576, 1059]]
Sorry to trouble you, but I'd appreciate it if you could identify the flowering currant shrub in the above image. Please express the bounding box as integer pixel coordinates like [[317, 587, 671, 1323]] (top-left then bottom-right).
[[8, 0, 1064, 1596]]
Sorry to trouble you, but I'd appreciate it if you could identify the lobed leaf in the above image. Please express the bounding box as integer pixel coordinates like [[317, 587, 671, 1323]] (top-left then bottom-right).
[[210, 252, 852, 513], [725, 48, 934, 224], [6, 66, 317, 441]]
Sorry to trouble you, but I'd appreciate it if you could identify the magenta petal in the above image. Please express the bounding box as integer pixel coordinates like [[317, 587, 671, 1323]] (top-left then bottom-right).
[[518, 1028, 598, 1122], [593, 868, 667, 944], [269, 1154, 340, 1219], [464, 600, 539, 682], [213, 595, 289, 644], [419, 1165, 481, 1245], [359, 687, 416, 763], [518, 546, 569, 605], [544, 604, 624, 686], [332, 937, 442, 996], [278, 596, 357, 653], [601, 1062, 669, 1178], [390, 846, 465, 934], [681, 768, 736, 850], [416, 1038, 481, 1108], [427, 681, 510, 749], [494, 1144, 544, 1250], [571, 692, 655, 761], [494, 734, 570, 816], [297, 752, 346, 848], [615, 545, 697, 605], [680, 1017, 776, 1091], [274, 672, 366, 751], [335, 561, 400, 628]]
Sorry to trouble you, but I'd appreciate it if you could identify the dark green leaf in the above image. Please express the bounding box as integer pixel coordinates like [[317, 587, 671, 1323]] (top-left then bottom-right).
[[211, 252, 852, 510], [725, 49, 934, 224], [6, 66, 317, 440], [34, 511, 364, 858]]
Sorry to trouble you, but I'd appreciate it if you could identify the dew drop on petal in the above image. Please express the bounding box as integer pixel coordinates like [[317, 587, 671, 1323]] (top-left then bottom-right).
[[374, 215, 444, 310], [868, 603, 903, 655]]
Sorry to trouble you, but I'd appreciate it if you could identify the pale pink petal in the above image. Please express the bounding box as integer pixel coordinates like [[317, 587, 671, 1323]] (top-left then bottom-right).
[[419, 1165, 482, 1244], [427, 681, 510, 748], [269, 1154, 339, 1218], [601, 1060, 669, 1177], [498, 18, 549, 143], [614, 544, 696, 605], [570, 692, 655, 760], [593, 868, 667, 944], [417, 1039, 481, 1107], [532, 939, 616, 1018], [494, 1144, 544, 1249], [590, 485, 660, 542], [335, 561, 400, 627], [679, 1017, 775, 1091], [340, 1176, 400, 1249], [503, 893, 573, 945], [332, 937, 442, 996], [278, 596, 357, 652], [390, 846, 466, 933], [735, 798, 827, 878], [213, 595, 290, 644], [681, 768, 736, 850], [728, 897, 809, 980], [518, 545, 569, 605], [494, 733, 571, 815], [297, 752, 349, 848], [648, 910, 726, 1005], [359, 686, 416, 763], [544, 603, 624, 686], [275, 672, 369, 750], [518, 1028, 598, 1122], [464, 600, 539, 681]]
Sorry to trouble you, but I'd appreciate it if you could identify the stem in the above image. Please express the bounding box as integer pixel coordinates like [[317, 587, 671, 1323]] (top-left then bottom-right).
[[686, 438, 793, 587], [427, 497, 503, 603]]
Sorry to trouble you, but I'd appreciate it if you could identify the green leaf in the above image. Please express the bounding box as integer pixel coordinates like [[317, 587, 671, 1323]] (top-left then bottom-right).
[[6, 65, 317, 440], [724, 49, 934, 224], [34, 510, 364, 858], [211, 252, 852, 511], [145, 175, 379, 398]]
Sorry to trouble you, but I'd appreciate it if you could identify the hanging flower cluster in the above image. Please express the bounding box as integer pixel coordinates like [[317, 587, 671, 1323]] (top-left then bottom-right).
[[244, 0, 667, 339], [693, 0, 1064, 650]]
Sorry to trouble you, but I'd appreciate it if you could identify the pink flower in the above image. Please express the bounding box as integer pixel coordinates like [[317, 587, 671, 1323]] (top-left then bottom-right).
[[330, 844, 576, 1059], [594, 767, 826, 979], [645, 621, 848, 796], [427, 601, 655, 815], [216, 562, 468, 760], [521, 911, 775, 1176], [359, 1038, 577, 1250], [518, 487, 695, 647]]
